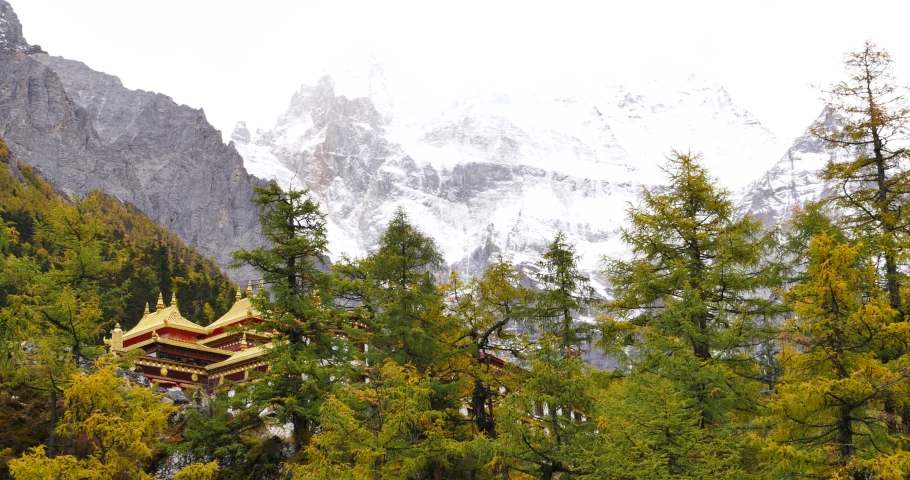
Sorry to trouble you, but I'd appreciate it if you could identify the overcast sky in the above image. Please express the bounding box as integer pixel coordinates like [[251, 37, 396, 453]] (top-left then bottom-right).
[[11, 1, 910, 144]]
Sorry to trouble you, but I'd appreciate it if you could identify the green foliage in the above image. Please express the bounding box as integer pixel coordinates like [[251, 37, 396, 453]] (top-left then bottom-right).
[[601, 151, 779, 476], [443, 257, 531, 441], [335, 208, 448, 373], [757, 233, 910, 476], [592, 372, 745, 479], [294, 360, 459, 480], [182, 184, 352, 477], [494, 338, 599, 480], [0, 139, 235, 473], [533, 232, 596, 352]]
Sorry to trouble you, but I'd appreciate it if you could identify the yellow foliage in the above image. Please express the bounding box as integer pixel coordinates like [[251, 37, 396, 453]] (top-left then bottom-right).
[[7, 357, 173, 479], [174, 460, 220, 480]]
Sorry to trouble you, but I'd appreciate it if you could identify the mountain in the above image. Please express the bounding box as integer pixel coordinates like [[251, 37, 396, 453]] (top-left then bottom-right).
[[0, 0, 265, 283], [738, 109, 841, 225], [233, 60, 789, 294]]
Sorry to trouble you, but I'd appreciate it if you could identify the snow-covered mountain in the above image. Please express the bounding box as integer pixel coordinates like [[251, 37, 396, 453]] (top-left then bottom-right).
[[232, 59, 792, 294], [738, 109, 841, 225]]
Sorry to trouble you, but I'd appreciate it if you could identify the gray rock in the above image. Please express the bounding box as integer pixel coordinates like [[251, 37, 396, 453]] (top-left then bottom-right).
[[0, 0, 266, 283], [0, 1, 42, 54], [738, 108, 840, 226], [165, 388, 190, 405]]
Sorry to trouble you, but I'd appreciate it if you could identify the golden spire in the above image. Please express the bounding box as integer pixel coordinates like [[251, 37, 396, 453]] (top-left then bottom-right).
[[240, 331, 248, 351], [171, 293, 177, 307], [235, 288, 242, 301], [246, 280, 253, 297], [258, 280, 265, 297], [156, 292, 165, 311], [143, 303, 150, 317], [110, 323, 123, 351]]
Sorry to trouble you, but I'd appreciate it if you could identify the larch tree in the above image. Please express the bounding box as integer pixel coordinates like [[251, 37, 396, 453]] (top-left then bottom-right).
[[533, 232, 597, 353], [812, 41, 910, 316], [760, 233, 910, 477], [601, 151, 780, 475], [8, 357, 175, 480], [331, 209, 465, 478], [180, 184, 354, 476]]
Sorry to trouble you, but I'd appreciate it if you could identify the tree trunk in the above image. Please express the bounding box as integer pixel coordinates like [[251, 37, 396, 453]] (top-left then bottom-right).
[[47, 388, 57, 459]]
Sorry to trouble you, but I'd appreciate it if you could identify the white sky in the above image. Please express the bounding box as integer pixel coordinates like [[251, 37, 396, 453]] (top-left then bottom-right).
[[11, 0, 910, 145]]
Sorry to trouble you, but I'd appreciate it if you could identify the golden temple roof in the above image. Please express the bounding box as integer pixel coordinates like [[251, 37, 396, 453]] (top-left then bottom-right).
[[127, 336, 234, 355], [123, 304, 208, 341], [206, 343, 271, 371], [206, 296, 261, 332]]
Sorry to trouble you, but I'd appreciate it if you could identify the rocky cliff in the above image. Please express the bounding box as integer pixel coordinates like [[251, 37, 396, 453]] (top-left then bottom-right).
[[0, 0, 265, 283], [738, 109, 843, 225], [235, 62, 789, 294]]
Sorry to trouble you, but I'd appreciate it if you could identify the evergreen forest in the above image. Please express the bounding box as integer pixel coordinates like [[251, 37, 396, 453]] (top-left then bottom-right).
[[5, 41, 910, 479]]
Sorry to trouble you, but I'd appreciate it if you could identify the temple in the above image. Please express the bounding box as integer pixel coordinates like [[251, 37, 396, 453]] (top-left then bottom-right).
[[106, 281, 271, 394]]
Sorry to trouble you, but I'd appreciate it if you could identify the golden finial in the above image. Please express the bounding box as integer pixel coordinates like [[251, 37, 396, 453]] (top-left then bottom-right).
[[246, 280, 253, 297], [171, 293, 177, 307], [241, 331, 248, 351], [156, 292, 165, 311], [236, 288, 242, 301], [258, 280, 265, 297], [143, 303, 150, 316]]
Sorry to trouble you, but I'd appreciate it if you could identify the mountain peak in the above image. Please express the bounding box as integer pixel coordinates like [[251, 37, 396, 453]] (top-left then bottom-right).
[[0, 1, 43, 54], [231, 121, 251, 145]]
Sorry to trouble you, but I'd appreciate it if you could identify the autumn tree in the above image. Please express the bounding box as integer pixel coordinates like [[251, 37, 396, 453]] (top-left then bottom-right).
[[291, 360, 458, 480], [179, 184, 353, 476], [812, 41, 910, 316], [759, 233, 910, 477], [8, 357, 175, 479], [334, 208, 448, 373]]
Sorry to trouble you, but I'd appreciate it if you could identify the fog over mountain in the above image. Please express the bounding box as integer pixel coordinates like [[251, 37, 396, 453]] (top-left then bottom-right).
[[233, 58, 796, 294], [0, 0, 836, 294]]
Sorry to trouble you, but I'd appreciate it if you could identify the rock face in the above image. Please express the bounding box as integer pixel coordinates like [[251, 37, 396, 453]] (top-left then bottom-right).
[[0, 1, 41, 54], [236, 62, 788, 294], [738, 109, 842, 225], [0, 0, 265, 283]]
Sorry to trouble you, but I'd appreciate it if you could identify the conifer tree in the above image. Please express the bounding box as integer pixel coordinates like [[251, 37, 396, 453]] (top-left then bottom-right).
[[490, 237, 600, 480], [812, 41, 910, 315], [602, 151, 780, 475], [494, 337, 599, 480], [442, 258, 533, 477], [759, 233, 910, 477], [181, 184, 351, 472], [8, 357, 175, 479], [334, 208, 447, 373], [533, 232, 596, 353]]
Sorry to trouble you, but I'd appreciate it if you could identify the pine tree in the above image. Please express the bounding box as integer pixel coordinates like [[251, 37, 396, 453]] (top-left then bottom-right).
[[602, 151, 780, 475], [334, 208, 447, 373], [812, 41, 910, 316], [533, 232, 596, 353], [759, 233, 910, 477], [183, 184, 352, 470]]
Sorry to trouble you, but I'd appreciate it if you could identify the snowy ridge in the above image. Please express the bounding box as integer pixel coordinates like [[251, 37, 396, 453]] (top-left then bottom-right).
[[233, 59, 792, 294], [738, 109, 840, 225]]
